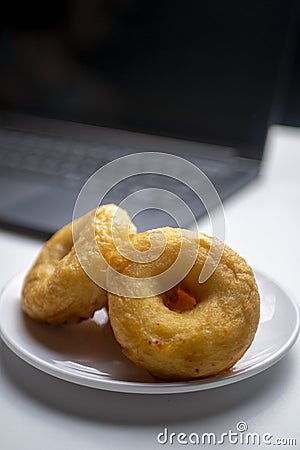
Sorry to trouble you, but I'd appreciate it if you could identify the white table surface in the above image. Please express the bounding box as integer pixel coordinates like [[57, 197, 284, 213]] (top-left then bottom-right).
[[0, 125, 299, 449]]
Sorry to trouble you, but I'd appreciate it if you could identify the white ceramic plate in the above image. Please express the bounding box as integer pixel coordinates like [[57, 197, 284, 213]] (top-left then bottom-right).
[[0, 270, 299, 394]]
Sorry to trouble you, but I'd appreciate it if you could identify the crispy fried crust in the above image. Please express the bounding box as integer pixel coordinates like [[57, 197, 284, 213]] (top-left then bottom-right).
[[108, 228, 260, 380], [22, 204, 136, 324]]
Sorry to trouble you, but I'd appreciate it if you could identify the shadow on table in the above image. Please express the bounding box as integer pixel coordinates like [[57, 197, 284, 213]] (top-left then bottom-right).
[[0, 340, 295, 426]]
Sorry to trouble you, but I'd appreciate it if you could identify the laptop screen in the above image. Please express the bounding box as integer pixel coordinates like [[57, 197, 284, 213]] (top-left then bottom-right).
[[0, 1, 293, 159]]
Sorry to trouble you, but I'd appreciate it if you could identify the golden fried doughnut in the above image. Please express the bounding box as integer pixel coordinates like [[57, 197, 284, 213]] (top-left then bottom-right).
[[108, 228, 260, 380], [22, 204, 136, 325]]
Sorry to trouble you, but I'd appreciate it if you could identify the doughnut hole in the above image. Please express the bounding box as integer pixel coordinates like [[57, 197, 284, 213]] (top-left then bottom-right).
[[163, 284, 198, 312]]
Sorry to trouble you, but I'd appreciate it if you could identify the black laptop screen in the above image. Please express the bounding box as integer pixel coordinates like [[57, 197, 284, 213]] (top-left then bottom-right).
[[0, 1, 292, 159]]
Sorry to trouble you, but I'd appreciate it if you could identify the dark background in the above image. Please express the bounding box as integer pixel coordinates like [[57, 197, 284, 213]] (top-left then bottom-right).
[[282, 2, 300, 127], [0, 1, 298, 159]]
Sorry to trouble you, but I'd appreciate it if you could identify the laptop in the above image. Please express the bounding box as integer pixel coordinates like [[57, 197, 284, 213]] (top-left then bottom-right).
[[0, 1, 294, 237]]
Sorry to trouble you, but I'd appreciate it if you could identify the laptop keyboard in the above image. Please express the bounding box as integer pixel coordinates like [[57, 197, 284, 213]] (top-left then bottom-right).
[[0, 128, 241, 189], [0, 127, 260, 234], [0, 125, 255, 217], [0, 128, 129, 187]]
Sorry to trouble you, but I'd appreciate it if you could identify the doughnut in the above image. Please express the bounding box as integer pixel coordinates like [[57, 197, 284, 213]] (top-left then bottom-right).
[[22, 204, 136, 325], [108, 228, 260, 380]]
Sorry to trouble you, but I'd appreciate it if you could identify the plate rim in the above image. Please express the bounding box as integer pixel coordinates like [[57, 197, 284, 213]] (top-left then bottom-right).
[[0, 270, 299, 394]]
